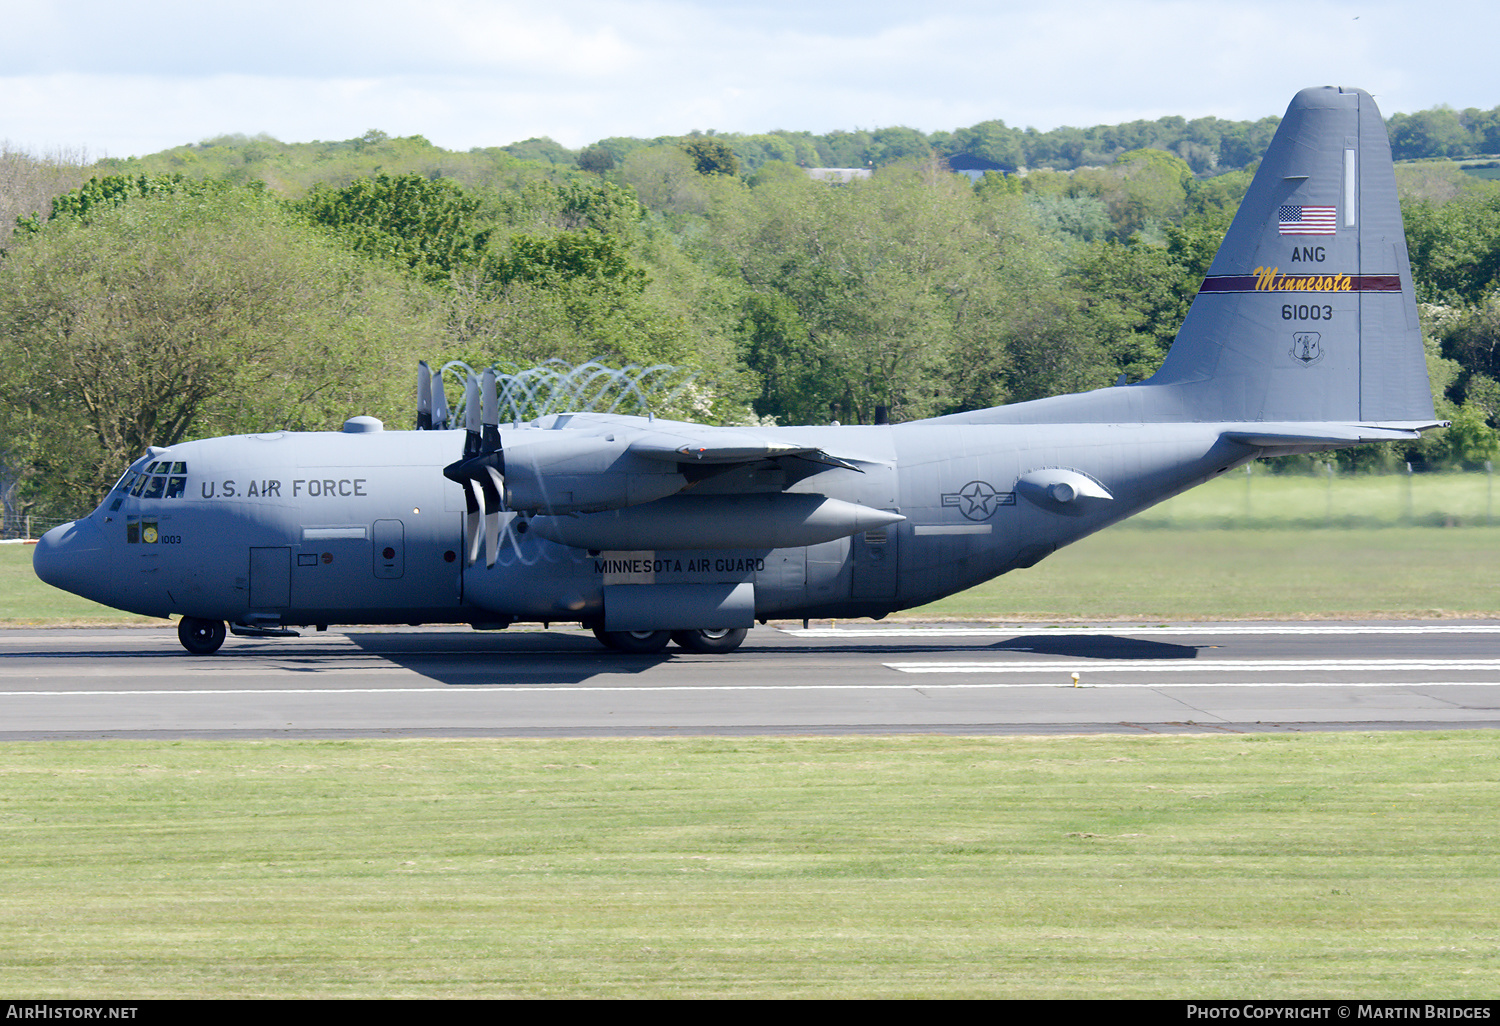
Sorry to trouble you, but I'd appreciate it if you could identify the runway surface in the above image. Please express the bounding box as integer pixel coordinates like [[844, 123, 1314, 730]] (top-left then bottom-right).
[[3, 621, 1500, 739]]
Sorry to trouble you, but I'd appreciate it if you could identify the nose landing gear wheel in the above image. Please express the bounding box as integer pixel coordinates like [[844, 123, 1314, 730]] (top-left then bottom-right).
[[671, 628, 748, 654], [178, 617, 227, 655], [592, 627, 672, 654]]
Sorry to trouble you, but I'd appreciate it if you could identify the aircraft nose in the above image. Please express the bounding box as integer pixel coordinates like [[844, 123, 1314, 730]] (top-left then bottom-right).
[[32, 518, 108, 600]]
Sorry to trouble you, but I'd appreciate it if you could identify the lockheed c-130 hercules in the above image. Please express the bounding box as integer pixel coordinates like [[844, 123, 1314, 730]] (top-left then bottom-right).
[[35, 87, 1443, 655]]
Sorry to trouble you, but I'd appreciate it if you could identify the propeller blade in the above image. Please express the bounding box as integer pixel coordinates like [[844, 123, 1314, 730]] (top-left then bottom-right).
[[463, 373, 482, 457], [432, 370, 450, 431], [417, 361, 432, 430], [481, 368, 501, 454], [484, 513, 501, 568], [467, 481, 486, 567], [483, 465, 505, 568], [441, 370, 508, 567]]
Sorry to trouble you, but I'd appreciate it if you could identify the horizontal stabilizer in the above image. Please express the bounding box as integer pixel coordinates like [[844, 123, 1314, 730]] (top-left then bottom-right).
[[1224, 421, 1446, 451]]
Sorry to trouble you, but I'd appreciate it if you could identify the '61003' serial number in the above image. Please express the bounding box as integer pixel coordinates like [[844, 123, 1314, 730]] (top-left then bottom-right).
[[1283, 304, 1333, 320]]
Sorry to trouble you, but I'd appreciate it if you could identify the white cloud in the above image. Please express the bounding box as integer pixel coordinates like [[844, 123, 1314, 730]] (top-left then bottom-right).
[[1, 0, 1494, 158]]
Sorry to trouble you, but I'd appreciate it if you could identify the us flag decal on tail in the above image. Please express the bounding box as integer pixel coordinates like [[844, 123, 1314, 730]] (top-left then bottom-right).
[[1278, 204, 1336, 235]]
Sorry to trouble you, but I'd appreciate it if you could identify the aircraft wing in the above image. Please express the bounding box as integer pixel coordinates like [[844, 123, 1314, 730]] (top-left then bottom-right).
[[625, 428, 867, 472]]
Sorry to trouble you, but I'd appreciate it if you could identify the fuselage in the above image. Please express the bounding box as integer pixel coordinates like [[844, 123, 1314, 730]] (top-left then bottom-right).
[[33, 411, 1252, 630]]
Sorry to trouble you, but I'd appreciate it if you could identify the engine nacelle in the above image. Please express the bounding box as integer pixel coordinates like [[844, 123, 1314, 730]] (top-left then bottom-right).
[[528, 494, 906, 551], [501, 433, 687, 515]]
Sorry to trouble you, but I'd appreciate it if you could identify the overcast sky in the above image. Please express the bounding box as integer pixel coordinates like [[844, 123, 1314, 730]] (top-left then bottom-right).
[[3, 0, 1496, 160]]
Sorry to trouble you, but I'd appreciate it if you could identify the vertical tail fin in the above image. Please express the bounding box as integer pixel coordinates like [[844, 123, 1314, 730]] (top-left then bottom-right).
[[1151, 86, 1436, 427]]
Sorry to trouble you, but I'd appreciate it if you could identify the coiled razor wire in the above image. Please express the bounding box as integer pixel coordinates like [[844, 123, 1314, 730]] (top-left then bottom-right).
[[438, 358, 697, 424]]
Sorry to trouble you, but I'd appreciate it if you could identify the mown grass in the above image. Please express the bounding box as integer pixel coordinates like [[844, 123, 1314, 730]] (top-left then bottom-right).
[[1132, 468, 1500, 530], [913, 526, 1500, 620], [1, 734, 1497, 998], [0, 543, 162, 625]]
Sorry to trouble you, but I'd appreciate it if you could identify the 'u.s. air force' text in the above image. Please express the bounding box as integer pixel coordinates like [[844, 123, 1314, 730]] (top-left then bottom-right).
[[200, 479, 368, 499]]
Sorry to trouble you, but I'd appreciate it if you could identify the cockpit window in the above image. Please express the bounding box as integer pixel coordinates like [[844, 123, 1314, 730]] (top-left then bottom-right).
[[115, 459, 189, 502]]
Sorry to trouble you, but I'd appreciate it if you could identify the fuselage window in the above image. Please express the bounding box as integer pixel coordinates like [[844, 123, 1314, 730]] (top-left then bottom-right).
[[142, 476, 166, 500], [165, 477, 186, 499]]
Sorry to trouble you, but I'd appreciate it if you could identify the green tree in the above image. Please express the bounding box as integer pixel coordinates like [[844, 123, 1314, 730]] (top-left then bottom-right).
[[14, 172, 216, 235], [0, 144, 90, 247], [298, 173, 487, 284], [491, 231, 646, 293], [682, 137, 741, 178], [1442, 402, 1499, 467], [1072, 148, 1194, 239], [1403, 189, 1500, 304], [0, 189, 437, 517], [576, 145, 617, 174]]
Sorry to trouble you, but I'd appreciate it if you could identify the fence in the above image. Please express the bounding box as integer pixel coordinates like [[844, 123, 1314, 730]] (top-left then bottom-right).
[[0, 513, 74, 541]]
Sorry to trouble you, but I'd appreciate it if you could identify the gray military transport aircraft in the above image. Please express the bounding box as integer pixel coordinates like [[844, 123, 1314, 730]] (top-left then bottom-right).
[[34, 87, 1442, 655]]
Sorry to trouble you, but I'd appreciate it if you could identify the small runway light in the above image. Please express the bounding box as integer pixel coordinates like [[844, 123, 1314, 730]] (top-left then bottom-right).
[[1071, 672, 1080, 688]]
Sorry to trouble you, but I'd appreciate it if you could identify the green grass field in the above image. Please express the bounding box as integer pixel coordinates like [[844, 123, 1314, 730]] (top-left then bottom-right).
[[912, 526, 1500, 620], [1133, 468, 1500, 531], [6, 479, 1500, 998], [2, 733, 1497, 999]]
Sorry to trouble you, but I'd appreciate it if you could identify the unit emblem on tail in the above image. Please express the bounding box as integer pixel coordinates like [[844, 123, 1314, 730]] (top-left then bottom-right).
[[1291, 333, 1324, 366]]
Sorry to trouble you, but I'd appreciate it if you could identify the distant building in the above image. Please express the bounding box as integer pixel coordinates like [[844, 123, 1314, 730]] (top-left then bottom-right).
[[804, 168, 872, 184], [944, 153, 1015, 184]]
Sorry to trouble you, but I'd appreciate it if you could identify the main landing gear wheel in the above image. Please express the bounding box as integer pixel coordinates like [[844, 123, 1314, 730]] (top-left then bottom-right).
[[592, 627, 672, 654], [178, 617, 227, 655], [671, 628, 748, 654]]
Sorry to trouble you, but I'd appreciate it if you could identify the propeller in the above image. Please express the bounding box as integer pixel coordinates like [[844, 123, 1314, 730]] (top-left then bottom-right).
[[442, 369, 507, 567], [431, 366, 450, 431], [417, 361, 433, 430]]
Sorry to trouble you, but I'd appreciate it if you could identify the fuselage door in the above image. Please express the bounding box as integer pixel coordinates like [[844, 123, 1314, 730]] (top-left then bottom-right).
[[373, 519, 405, 579], [249, 547, 292, 610]]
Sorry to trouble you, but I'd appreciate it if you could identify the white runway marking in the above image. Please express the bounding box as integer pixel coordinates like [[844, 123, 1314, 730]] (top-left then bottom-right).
[[6, 671, 1500, 698], [885, 658, 1500, 673], [788, 625, 1500, 637]]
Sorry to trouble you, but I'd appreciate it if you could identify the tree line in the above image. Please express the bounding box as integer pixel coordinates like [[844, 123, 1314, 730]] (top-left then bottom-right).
[[3, 104, 1499, 521]]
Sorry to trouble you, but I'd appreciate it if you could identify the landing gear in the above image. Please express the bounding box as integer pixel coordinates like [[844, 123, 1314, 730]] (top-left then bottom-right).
[[178, 616, 227, 655], [671, 628, 748, 654], [592, 626, 749, 654], [592, 627, 672, 654]]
